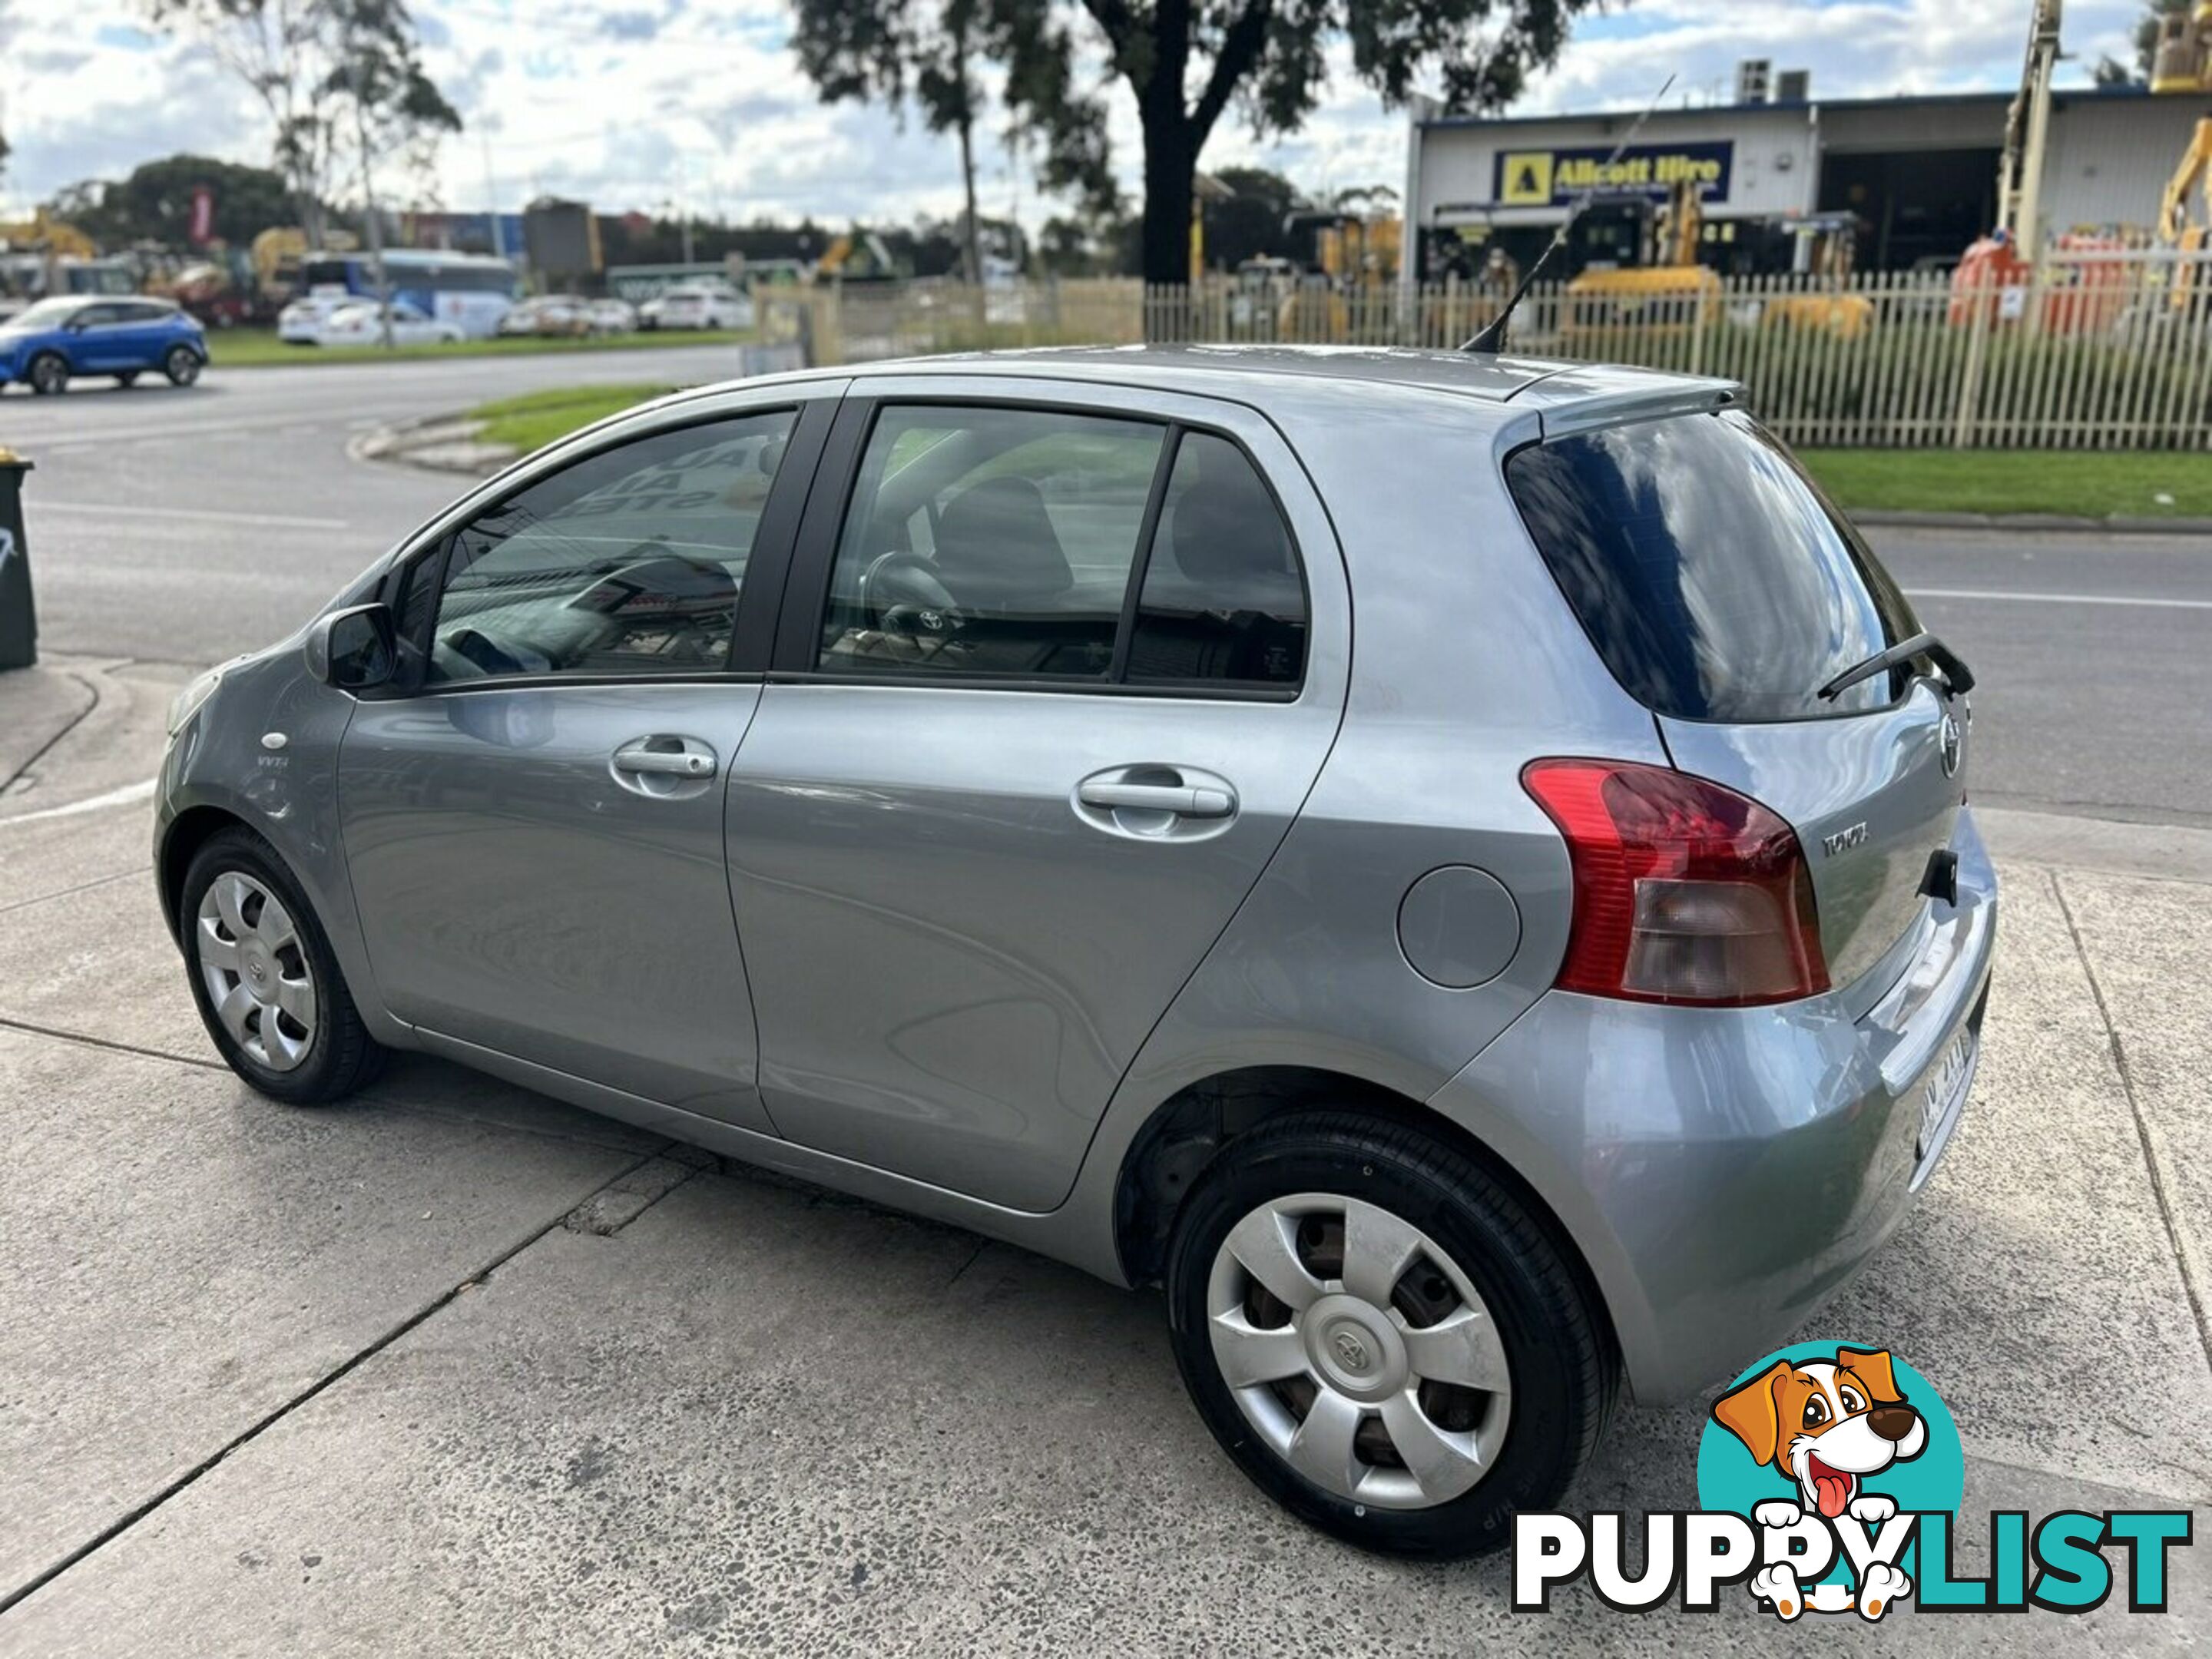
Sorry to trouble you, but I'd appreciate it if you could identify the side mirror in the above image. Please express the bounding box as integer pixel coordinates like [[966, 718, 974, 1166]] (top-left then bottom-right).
[[304, 602, 397, 691]]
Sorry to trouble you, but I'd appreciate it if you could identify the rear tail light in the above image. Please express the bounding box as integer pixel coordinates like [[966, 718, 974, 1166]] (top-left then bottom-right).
[[1521, 758, 1829, 1007]]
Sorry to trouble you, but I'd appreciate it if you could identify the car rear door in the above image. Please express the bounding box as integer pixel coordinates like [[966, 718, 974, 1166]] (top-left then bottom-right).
[[724, 377, 1348, 1210], [1505, 408, 1969, 999], [336, 389, 838, 1128]]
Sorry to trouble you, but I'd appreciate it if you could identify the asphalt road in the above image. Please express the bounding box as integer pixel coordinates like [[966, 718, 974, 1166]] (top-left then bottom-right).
[[5, 351, 2209, 826]]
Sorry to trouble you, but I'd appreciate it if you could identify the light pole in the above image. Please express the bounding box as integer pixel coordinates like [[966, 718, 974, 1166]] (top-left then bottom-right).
[[348, 24, 395, 350]]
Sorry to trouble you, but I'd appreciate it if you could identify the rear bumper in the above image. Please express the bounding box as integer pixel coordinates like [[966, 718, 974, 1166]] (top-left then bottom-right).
[[1427, 806, 1998, 1402]]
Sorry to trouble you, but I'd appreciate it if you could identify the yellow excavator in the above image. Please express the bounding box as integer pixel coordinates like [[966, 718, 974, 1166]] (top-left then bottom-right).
[[1560, 178, 1723, 333], [2158, 115, 2212, 310], [0, 210, 97, 260]]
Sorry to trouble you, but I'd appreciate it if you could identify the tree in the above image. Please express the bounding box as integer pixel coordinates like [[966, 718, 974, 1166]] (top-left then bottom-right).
[[2098, 0, 2188, 84], [794, 0, 990, 290], [1201, 165, 1306, 270], [929, 0, 1610, 295], [144, 0, 460, 244], [45, 154, 299, 248]]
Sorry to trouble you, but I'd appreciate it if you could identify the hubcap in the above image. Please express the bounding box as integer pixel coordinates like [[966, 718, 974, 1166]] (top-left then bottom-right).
[[195, 871, 315, 1072], [1207, 1193, 1512, 1511]]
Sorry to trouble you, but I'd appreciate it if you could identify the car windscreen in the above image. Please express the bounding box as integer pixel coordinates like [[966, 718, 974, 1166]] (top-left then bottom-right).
[[4, 297, 84, 329], [1503, 409, 1921, 722]]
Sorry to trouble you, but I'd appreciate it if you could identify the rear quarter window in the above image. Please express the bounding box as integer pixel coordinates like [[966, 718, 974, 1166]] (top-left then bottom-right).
[[1505, 409, 1920, 722]]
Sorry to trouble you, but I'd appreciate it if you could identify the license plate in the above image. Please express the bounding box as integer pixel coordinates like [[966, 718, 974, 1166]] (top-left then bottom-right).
[[1918, 1028, 1975, 1160]]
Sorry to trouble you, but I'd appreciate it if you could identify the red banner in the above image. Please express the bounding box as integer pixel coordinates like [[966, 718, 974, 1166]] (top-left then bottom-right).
[[189, 185, 214, 246]]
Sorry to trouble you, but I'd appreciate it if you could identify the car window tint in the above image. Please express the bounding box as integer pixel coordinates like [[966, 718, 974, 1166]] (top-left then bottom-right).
[[425, 410, 796, 684], [1505, 410, 1919, 721], [819, 406, 1166, 680], [1128, 432, 1306, 687]]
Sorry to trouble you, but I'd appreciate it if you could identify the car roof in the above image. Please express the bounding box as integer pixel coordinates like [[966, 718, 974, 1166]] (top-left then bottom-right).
[[699, 344, 1739, 432]]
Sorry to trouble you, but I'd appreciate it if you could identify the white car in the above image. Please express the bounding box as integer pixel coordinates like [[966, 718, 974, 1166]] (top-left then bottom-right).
[[276, 292, 362, 345], [498, 295, 591, 337], [317, 300, 463, 348], [652, 283, 752, 330], [587, 296, 639, 334]]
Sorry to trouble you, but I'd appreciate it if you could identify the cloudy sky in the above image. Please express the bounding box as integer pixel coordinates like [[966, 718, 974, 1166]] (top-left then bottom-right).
[[0, 0, 2157, 226]]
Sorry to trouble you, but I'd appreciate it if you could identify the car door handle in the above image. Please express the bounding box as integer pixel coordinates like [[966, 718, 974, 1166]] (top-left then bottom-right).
[[611, 737, 717, 783], [1076, 779, 1235, 818]]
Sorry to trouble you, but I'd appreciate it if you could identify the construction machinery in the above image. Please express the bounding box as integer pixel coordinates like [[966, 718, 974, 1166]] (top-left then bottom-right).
[[2157, 114, 2212, 310], [1761, 212, 1877, 337], [1275, 202, 1402, 341], [1950, 0, 2062, 322], [0, 210, 97, 263], [1560, 177, 1723, 333], [2151, 2, 2212, 93]]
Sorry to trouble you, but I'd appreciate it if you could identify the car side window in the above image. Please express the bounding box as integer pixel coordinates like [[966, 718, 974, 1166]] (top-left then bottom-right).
[[1127, 432, 1306, 687], [75, 305, 120, 328], [420, 409, 796, 684], [819, 406, 1167, 680], [815, 406, 1306, 692]]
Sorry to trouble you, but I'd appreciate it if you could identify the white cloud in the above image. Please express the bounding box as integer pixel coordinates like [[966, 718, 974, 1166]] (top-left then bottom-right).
[[0, 0, 2161, 227]]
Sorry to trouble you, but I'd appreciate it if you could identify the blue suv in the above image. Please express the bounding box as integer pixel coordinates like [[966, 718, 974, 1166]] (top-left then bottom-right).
[[0, 296, 209, 395]]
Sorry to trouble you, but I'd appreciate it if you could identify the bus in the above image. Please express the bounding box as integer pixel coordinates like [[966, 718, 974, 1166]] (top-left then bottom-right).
[[299, 249, 520, 339]]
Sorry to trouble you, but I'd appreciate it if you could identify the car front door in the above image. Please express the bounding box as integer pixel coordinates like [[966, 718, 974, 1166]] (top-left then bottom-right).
[[65, 303, 126, 371], [724, 379, 1349, 1210], [336, 389, 838, 1129]]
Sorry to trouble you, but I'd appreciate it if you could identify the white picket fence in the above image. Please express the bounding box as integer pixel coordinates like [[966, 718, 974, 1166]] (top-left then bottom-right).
[[762, 254, 2212, 450]]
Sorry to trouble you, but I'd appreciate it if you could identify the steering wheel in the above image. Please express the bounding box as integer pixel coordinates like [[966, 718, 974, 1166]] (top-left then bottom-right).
[[859, 550, 967, 644]]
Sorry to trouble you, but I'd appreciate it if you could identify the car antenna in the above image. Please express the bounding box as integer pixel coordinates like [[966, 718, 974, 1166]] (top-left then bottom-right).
[[1462, 73, 1677, 354]]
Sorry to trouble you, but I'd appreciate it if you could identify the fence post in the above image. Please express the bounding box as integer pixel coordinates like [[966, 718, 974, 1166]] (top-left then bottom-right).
[[0, 447, 36, 671], [1951, 276, 1995, 449]]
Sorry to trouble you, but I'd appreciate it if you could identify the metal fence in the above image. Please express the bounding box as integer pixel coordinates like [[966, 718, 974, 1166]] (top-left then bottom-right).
[[763, 256, 2212, 450]]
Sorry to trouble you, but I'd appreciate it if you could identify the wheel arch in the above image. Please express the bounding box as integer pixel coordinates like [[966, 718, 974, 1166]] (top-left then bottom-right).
[[157, 804, 252, 944], [1110, 1064, 1622, 1376]]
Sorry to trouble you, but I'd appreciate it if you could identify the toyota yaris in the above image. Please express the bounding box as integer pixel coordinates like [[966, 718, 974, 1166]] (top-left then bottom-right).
[[156, 347, 1995, 1557]]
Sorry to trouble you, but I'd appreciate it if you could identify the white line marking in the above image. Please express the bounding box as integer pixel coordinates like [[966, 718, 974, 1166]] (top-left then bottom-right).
[[0, 777, 156, 827], [1906, 587, 2212, 612], [30, 501, 349, 530]]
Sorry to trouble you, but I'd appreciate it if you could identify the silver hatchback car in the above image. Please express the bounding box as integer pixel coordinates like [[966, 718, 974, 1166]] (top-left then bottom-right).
[[157, 347, 1995, 1557]]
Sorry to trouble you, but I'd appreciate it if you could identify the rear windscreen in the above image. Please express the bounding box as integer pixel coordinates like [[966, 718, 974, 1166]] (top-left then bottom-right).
[[1504, 410, 1921, 722]]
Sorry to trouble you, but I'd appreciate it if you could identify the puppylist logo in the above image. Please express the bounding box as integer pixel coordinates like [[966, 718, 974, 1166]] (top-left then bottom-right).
[[1514, 1341, 2192, 1623]]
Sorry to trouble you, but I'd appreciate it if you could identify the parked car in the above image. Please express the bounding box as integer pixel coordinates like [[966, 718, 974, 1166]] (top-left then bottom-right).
[[498, 295, 593, 338], [154, 348, 1994, 1558], [276, 292, 358, 345], [651, 280, 750, 330], [587, 296, 639, 335], [315, 299, 464, 348], [0, 295, 207, 393]]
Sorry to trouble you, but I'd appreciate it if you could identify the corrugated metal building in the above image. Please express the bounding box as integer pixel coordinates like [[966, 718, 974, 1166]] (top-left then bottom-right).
[[1406, 84, 2204, 277]]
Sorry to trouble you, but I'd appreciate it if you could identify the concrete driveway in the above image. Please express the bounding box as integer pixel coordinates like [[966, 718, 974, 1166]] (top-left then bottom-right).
[[0, 654, 2204, 1654]]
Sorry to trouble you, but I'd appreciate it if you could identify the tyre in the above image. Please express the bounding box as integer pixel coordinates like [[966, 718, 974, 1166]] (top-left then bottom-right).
[[1165, 1111, 1614, 1558], [180, 826, 386, 1104], [27, 353, 67, 396], [164, 346, 203, 386], [116, 371, 141, 388]]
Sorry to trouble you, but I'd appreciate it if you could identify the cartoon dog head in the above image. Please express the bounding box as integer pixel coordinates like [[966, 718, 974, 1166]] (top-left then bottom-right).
[[1711, 1347, 1928, 1518]]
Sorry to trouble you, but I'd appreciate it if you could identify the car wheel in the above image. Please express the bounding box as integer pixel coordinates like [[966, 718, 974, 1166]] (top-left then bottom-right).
[[1165, 1111, 1614, 1558], [180, 826, 386, 1104], [27, 353, 67, 396], [116, 371, 141, 388], [164, 346, 203, 386]]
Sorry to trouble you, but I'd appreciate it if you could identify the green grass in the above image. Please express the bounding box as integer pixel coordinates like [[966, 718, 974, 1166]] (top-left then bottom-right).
[[1797, 448, 2212, 520], [468, 383, 676, 453], [207, 325, 753, 368], [461, 378, 2212, 520]]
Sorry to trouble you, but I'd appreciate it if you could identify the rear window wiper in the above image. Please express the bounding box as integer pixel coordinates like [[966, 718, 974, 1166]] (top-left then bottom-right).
[[1818, 631, 1975, 701]]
